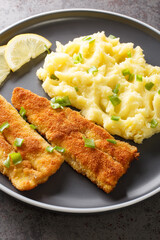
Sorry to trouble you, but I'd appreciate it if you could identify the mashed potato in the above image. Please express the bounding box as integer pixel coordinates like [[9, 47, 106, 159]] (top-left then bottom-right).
[[37, 32, 160, 143]]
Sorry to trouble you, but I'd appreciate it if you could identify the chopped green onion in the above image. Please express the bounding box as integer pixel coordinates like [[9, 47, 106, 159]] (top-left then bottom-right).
[[51, 102, 63, 109], [107, 139, 117, 144], [83, 136, 95, 148], [30, 124, 37, 130], [19, 107, 26, 120], [46, 145, 65, 153], [0, 122, 10, 133], [3, 156, 10, 168], [108, 35, 116, 39], [87, 66, 98, 74], [74, 86, 79, 92], [128, 73, 134, 82], [122, 69, 130, 76], [50, 74, 59, 80], [73, 53, 83, 64], [111, 115, 120, 121], [14, 138, 24, 147], [150, 119, 158, 128], [9, 152, 22, 165], [122, 69, 134, 81], [145, 82, 154, 91], [112, 84, 120, 94], [158, 90, 160, 95], [54, 146, 65, 153], [136, 75, 143, 82], [46, 146, 54, 153], [44, 44, 51, 54], [109, 95, 121, 107], [82, 36, 95, 43], [51, 97, 63, 105], [127, 51, 132, 58], [51, 96, 71, 107]]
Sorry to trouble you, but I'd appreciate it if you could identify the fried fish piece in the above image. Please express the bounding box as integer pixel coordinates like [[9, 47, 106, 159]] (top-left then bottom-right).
[[12, 88, 139, 193], [0, 95, 64, 191]]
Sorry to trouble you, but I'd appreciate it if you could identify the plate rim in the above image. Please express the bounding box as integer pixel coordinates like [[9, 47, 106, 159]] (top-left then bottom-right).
[[0, 183, 160, 213], [0, 8, 159, 36], [0, 8, 160, 213]]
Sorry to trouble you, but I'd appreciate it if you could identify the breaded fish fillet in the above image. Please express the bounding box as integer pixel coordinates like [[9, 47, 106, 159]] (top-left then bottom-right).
[[0, 95, 64, 191], [12, 88, 139, 193]]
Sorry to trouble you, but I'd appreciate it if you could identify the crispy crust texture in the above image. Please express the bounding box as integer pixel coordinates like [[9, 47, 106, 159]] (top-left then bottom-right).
[[12, 87, 139, 193], [0, 95, 64, 191]]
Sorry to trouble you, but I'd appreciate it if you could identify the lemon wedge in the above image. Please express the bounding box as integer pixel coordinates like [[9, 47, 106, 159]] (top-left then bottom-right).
[[5, 33, 52, 72], [0, 46, 10, 85]]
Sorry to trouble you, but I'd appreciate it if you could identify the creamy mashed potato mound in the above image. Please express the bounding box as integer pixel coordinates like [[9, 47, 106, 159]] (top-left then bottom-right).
[[37, 32, 160, 143]]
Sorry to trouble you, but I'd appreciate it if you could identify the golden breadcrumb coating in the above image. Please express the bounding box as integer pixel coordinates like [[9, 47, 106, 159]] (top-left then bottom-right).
[[0, 95, 64, 191], [12, 88, 139, 193]]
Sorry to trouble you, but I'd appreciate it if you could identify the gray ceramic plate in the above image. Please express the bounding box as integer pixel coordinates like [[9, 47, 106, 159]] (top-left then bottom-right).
[[0, 9, 160, 213]]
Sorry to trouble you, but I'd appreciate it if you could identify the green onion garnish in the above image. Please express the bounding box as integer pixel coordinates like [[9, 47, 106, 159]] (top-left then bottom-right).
[[127, 51, 132, 58], [44, 44, 51, 54], [0, 122, 10, 133], [30, 124, 37, 130], [51, 96, 71, 107], [54, 146, 65, 153], [46, 146, 54, 153], [82, 36, 95, 43], [87, 66, 98, 74], [50, 74, 59, 80], [145, 82, 154, 91], [108, 35, 116, 39], [73, 53, 83, 64], [109, 95, 121, 107], [46, 145, 65, 153], [122, 69, 134, 81], [112, 84, 120, 94], [14, 138, 24, 147], [150, 119, 158, 128], [158, 90, 160, 95], [136, 75, 143, 82], [111, 115, 120, 121], [51, 102, 63, 109], [74, 86, 79, 92], [3, 156, 10, 168], [83, 136, 95, 148], [122, 69, 130, 76], [107, 139, 117, 144], [128, 73, 134, 82], [9, 152, 22, 165], [19, 107, 26, 120]]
